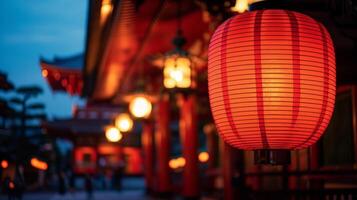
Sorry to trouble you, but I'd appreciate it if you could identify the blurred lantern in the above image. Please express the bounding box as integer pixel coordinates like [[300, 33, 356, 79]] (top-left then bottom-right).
[[105, 126, 122, 142], [208, 10, 335, 164], [129, 96, 152, 119], [176, 157, 186, 167], [163, 33, 193, 89], [115, 113, 133, 132], [1, 160, 8, 169], [122, 76, 156, 119], [198, 152, 209, 163], [169, 159, 178, 169], [169, 157, 186, 169], [30, 158, 48, 170], [162, 0, 193, 90]]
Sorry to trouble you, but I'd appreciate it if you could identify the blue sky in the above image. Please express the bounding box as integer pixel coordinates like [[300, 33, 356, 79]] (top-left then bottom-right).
[[0, 1, 87, 119]]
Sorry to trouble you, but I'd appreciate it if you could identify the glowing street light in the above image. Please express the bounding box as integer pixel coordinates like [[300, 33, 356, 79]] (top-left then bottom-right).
[[129, 96, 152, 119], [105, 126, 123, 142], [169, 157, 186, 169], [115, 113, 133, 132], [198, 152, 209, 163]]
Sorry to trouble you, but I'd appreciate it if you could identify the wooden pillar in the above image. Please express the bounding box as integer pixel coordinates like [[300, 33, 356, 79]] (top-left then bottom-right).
[[222, 142, 245, 200], [141, 121, 155, 194], [155, 96, 172, 194], [222, 142, 234, 200], [204, 123, 218, 170], [204, 123, 219, 190], [179, 94, 199, 199]]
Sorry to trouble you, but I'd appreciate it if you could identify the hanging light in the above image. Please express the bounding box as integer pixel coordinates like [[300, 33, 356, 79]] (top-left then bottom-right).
[[105, 126, 123, 142], [121, 69, 156, 119], [176, 157, 186, 167], [129, 96, 152, 118], [169, 159, 179, 169], [163, 40, 192, 89], [115, 113, 134, 132], [208, 10, 335, 164], [198, 152, 209, 163], [162, 0, 193, 90]]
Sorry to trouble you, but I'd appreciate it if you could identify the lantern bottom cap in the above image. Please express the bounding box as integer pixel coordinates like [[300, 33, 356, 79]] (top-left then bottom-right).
[[254, 149, 291, 165]]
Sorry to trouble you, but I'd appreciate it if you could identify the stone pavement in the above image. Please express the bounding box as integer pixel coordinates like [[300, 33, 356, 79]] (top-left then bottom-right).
[[0, 190, 150, 200]]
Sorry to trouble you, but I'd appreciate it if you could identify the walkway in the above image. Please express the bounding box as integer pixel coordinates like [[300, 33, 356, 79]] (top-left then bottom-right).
[[0, 190, 149, 200]]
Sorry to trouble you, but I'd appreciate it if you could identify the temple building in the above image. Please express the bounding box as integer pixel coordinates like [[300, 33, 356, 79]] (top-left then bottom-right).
[[40, 0, 357, 199]]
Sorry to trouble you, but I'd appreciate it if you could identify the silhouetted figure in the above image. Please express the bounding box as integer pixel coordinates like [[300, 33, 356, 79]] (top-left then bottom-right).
[[113, 161, 125, 190], [85, 174, 93, 200], [58, 172, 66, 196]]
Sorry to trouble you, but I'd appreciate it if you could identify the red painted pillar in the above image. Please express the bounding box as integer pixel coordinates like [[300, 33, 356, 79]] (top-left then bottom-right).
[[222, 142, 234, 200], [178, 94, 199, 198], [204, 123, 218, 190], [155, 96, 172, 194], [204, 123, 218, 170], [141, 121, 155, 193]]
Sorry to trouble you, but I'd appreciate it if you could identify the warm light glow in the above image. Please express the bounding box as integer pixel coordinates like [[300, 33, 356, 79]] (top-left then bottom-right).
[[176, 157, 186, 167], [169, 157, 186, 169], [129, 96, 152, 118], [163, 56, 191, 89], [100, 0, 113, 25], [208, 10, 336, 150], [115, 113, 133, 132], [42, 69, 48, 77], [231, 0, 249, 13], [169, 159, 178, 169], [105, 126, 122, 142], [198, 152, 209, 162], [169, 69, 183, 82], [1, 160, 8, 169], [30, 158, 48, 170]]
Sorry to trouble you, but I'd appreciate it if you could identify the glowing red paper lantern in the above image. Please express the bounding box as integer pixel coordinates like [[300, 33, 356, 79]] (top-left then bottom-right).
[[208, 10, 335, 151]]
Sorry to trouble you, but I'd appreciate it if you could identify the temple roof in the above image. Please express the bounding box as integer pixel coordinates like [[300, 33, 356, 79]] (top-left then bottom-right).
[[39, 53, 84, 96], [40, 53, 83, 70]]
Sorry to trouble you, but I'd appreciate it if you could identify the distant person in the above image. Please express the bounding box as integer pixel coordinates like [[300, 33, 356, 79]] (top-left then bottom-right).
[[113, 161, 125, 190], [58, 172, 66, 196], [84, 174, 93, 200]]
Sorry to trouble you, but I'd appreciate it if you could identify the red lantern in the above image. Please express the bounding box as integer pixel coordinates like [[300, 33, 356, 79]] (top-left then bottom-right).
[[208, 10, 335, 162]]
